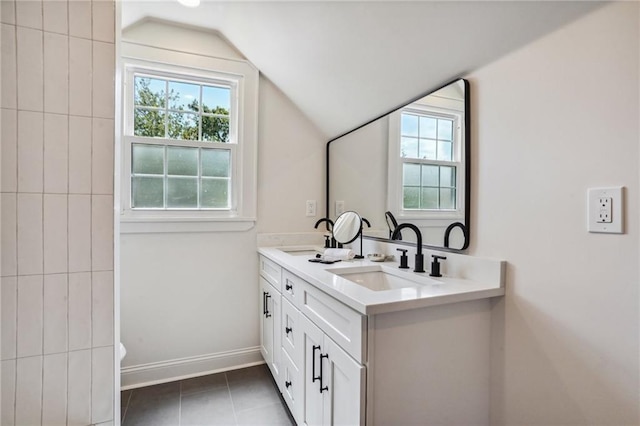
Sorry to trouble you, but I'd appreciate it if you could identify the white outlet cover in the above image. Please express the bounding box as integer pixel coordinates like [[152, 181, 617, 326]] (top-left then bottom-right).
[[587, 186, 623, 233]]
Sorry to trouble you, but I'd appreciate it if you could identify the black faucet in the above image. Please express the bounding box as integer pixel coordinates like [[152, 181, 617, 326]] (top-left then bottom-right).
[[354, 218, 371, 259], [314, 218, 337, 248], [391, 223, 425, 273], [444, 221, 469, 250]]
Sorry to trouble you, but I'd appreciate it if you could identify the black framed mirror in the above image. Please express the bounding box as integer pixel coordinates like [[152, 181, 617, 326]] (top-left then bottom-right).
[[326, 78, 470, 252]]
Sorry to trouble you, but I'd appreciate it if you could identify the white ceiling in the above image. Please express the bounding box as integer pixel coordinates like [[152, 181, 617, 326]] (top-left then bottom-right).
[[121, 1, 604, 139]]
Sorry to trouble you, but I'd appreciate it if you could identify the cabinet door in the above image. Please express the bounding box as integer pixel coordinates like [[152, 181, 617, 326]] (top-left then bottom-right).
[[325, 337, 365, 426], [259, 277, 273, 366], [301, 315, 324, 426], [270, 283, 282, 389]]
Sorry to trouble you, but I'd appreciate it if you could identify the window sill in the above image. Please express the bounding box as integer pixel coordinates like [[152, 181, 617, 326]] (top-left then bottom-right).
[[120, 216, 256, 234]]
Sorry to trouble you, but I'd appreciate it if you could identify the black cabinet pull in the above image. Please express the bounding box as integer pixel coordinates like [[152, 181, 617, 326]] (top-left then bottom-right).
[[285, 327, 292, 334], [285, 283, 293, 291], [285, 380, 292, 388], [319, 353, 329, 393], [262, 291, 267, 316], [312, 345, 321, 383], [264, 293, 271, 318]]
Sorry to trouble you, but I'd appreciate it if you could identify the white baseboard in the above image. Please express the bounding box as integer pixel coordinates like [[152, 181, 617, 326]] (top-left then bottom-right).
[[120, 346, 264, 390]]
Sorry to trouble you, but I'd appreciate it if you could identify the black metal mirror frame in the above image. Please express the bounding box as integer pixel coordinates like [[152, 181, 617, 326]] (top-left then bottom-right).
[[325, 78, 471, 253]]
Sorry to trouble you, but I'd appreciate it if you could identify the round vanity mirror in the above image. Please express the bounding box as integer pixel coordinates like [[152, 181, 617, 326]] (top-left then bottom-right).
[[333, 211, 363, 244]]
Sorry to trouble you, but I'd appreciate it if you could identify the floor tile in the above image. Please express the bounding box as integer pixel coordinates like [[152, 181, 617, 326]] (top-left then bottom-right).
[[236, 401, 295, 426], [226, 365, 271, 384], [122, 394, 179, 426], [181, 372, 228, 396], [121, 390, 132, 422], [129, 381, 180, 406], [228, 374, 281, 413], [181, 387, 236, 426]]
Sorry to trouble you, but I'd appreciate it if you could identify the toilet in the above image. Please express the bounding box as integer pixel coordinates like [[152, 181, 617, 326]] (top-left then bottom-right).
[[120, 342, 127, 361]]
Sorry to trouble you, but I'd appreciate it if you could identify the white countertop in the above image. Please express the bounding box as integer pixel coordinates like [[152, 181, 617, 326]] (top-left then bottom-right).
[[258, 245, 505, 315]]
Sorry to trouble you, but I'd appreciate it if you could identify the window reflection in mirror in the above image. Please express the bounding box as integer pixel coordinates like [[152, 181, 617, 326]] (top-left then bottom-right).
[[328, 79, 469, 251]]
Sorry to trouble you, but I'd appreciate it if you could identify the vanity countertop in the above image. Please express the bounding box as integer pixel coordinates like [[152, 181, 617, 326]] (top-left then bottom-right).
[[258, 246, 505, 315]]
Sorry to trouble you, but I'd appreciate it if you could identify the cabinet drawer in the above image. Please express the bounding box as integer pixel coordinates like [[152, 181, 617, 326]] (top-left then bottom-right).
[[281, 298, 303, 368], [299, 279, 366, 363], [281, 348, 303, 423], [282, 270, 303, 308], [259, 256, 282, 291]]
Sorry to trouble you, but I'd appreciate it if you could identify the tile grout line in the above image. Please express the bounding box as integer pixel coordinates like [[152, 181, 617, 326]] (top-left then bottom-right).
[[224, 372, 239, 425], [40, 1, 45, 424]]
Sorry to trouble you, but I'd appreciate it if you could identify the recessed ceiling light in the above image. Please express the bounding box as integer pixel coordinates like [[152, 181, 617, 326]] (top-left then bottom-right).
[[178, 0, 200, 7]]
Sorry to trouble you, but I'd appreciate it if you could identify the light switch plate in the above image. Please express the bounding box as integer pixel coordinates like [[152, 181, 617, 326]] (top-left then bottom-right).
[[335, 200, 345, 216], [588, 187, 623, 233]]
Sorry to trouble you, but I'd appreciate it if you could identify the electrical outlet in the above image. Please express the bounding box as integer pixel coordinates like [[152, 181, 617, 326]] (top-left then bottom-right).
[[597, 197, 612, 223], [306, 200, 316, 217], [335, 200, 345, 216], [588, 187, 623, 233]]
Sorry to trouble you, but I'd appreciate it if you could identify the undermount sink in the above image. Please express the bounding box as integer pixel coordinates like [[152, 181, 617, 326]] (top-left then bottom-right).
[[326, 265, 441, 292]]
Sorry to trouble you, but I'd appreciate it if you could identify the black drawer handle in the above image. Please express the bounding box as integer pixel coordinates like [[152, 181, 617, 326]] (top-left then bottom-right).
[[264, 293, 271, 318], [312, 345, 320, 383], [319, 353, 329, 393], [285, 327, 292, 334], [285, 283, 293, 291], [285, 380, 292, 388]]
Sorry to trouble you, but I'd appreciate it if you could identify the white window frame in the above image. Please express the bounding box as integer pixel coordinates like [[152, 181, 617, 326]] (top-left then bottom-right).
[[387, 102, 466, 224], [119, 52, 258, 233]]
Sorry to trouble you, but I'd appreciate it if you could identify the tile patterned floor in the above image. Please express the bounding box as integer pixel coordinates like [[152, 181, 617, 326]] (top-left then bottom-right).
[[121, 365, 295, 426]]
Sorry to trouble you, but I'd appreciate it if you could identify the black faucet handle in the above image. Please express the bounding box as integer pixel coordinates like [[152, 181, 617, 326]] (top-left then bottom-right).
[[396, 248, 409, 269], [429, 255, 446, 277], [323, 234, 331, 248]]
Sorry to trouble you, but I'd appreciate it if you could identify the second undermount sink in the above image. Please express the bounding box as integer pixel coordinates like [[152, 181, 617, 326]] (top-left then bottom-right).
[[278, 247, 324, 257], [326, 265, 441, 292]]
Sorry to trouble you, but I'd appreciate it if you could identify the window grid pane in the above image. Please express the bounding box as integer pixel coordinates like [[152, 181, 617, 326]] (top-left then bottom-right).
[[131, 143, 231, 210], [402, 163, 457, 210], [400, 112, 455, 161], [133, 74, 233, 143]]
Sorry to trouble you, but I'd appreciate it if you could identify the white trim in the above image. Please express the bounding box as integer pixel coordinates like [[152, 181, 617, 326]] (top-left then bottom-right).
[[120, 346, 263, 389], [120, 217, 255, 234]]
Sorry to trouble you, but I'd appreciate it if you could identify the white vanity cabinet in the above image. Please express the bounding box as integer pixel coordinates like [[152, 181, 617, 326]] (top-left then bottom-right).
[[259, 258, 283, 389], [258, 251, 498, 425], [301, 314, 365, 426]]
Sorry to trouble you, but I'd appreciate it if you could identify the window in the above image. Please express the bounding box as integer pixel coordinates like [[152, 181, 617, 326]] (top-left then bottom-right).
[[400, 112, 457, 211], [388, 101, 464, 221], [120, 54, 258, 231], [128, 73, 235, 210]]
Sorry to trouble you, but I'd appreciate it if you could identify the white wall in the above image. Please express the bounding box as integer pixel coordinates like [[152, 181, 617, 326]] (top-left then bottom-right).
[[119, 21, 326, 387], [1, 0, 116, 424], [468, 2, 639, 424]]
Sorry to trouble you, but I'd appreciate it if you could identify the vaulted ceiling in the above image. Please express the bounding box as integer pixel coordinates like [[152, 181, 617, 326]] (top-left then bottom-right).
[[122, 1, 604, 139]]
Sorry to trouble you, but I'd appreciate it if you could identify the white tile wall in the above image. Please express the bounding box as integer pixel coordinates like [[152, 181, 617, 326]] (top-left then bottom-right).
[[44, 113, 69, 194], [15, 355, 43, 425], [92, 195, 114, 271], [16, 275, 43, 357], [1, 24, 17, 109], [43, 274, 68, 354], [1, 277, 17, 360], [16, 193, 43, 275], [69, 272, 92, 351], [2, 1, 115, 424], [42, 352, 68, 424], [68, 194, 92, 272], [93, 41, 115, 119], [16, 26, 43, 111], [1, 108, 17, 191], [68, 349, 92, 426], [92, 346, 114, 424], [68, 0, 91, 39], [1, 0, 16, 25], [1, 193, 17, 276], [69, 116, 92, 194], [93, 271, 114, 347], [1, 359, 16, 426], [44, 32, 69, 114], [17, 110, 43, 193], [15, 0, 42, 30], [44, 194, 68, 273], [43, 0, 68, 35], [93, 118, 114, 194], [69, 37, 92, 117]]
